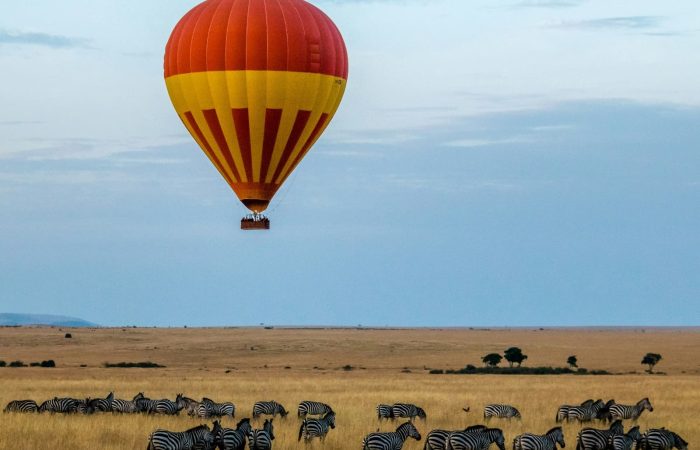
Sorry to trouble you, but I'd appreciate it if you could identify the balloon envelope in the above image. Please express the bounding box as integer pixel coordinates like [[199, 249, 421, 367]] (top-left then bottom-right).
[[164, 0, 348, 213]]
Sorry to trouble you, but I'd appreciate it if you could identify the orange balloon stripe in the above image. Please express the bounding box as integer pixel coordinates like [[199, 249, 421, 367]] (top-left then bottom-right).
[[286, 113, 330, 183], [231, 108, 253, 182], [203, 109, 242, 183], [270, 110, 311, 184], [260, 109, 283, 183], [183, 111, 237, 187]]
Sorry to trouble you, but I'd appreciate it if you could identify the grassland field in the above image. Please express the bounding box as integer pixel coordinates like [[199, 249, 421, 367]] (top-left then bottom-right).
[[0, 327, 698, 449]]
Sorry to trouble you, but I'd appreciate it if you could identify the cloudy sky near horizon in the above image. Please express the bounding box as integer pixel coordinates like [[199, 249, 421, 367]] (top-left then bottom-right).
[[1, 0, 698, 326]]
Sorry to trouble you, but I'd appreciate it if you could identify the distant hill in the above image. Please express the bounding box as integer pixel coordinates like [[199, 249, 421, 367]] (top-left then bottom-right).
[[0, 313, 97, 327]]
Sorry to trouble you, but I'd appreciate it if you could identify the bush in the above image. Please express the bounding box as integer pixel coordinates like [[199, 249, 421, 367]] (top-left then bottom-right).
[[30, 362, 41, 367], [342, 365, 354, 371], [41, 360, 56, 368], [64, 333, 72, 339], [0, 360, 6, 367], [429, 369, 444, 374], [103, 361, 165, 368], [9, 360, 27, 367], [439, 365, 611, 375]]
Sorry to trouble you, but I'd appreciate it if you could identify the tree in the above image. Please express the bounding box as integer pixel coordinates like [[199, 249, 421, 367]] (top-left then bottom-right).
[[641, 353, 662, 373], [503, 347, 528, 367], [567, 355, 578, 369], [482, 353, 503, 368]]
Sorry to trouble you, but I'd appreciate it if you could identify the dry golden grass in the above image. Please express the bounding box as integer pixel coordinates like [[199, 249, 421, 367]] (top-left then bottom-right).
[[0, 327, 698, 449]]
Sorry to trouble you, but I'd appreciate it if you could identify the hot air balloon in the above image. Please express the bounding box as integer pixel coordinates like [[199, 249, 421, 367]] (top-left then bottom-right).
[[164, 0, 348, 230]]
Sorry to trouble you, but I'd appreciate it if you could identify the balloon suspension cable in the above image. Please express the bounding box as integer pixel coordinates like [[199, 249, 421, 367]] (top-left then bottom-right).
[[241, 211, 270, 230]]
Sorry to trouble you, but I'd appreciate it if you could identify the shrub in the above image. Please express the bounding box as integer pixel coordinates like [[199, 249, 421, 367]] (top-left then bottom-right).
[[103, 361, 165, 368], [0, 360, 6, 367], [9, 360, 27, 367], [342, 365, 354, 371], [41, 360, 56, 368], [64, 333, 72, 339]]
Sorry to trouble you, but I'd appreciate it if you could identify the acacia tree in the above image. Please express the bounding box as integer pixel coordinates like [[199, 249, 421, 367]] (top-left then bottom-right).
[[503, 347, 528, 367], [482, 353, 503, 368], [567, 355, 578, 369], [641, 353, 662, 373]]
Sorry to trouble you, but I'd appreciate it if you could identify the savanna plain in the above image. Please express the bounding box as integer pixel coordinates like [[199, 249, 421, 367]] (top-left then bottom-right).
[[0, 327, 698, 449]]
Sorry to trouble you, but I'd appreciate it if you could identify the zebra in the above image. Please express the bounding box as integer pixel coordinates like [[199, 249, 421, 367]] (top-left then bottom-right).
[[111, 395, 139, 414], [76, 398, 95, 415], [248, 418, 275, 450], [513, 427, 565, 450], [610, 426, 642, 450], [298, 400, 333, 418], [147, 423, 217, 450], [202, 398, 235, 418], [567, 400, 608, 423], [638, 429, 688, 450], [134, 393, 158, 414], [89, 392, 114, 412], [377, 404, 395, 421], [392, 403, 426, 421], [556, 399, 595, 423], [152, 394, 186, 415], [575, 419, 624, 450], [594, 400, 616, 422], [38, 397, 80, 414], [608, 398, 653, 421], [252, 401, 288, 418], [3, 400, 39, 413], [423, 426, 487, 450], [298, 410, 336, 442], [446, 427, 506, 450], [215, 418, 252, 450], [484, 404, 521, 420], [362, 421, 422, 450]]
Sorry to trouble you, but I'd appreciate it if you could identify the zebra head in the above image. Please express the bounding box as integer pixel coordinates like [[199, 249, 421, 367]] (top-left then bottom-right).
[[132, 392, 145, 401], [580, 399, 594, 407], [627, 426, 641, 441], [640, 398, 653, 412], [416, 407, 427, 419], [672, 432, 688, 450], [264, 419, 275, 440], [236, 418, 252, 433], [325, 411, 336, 429], [489, 428, 506, 450], [175, 393, 186, 409], [278, 404, 289, 417], [609, 420, 624, 434], [398, 421, 421, 441], [547, 427, 565, 448]]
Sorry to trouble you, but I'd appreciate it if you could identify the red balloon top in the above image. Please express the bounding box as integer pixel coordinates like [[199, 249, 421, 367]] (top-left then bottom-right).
[[164, 0, 348, 79]]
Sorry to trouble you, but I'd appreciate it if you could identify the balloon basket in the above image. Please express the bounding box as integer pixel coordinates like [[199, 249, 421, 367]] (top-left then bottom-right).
[[241, 214, 270, 230]]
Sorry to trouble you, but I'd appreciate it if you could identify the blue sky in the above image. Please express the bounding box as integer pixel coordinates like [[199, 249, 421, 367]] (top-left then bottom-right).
[[1, 1, 698, 326]]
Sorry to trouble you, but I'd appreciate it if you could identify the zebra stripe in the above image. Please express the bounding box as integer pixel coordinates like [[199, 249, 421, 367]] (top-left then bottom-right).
[[3, 400, 39, 413], [609, 398, 653, 421], [377, 404, 394, 421], [362, 421, 422, 450], [567, 400, 610, 423], [513, 427, 565, 450], [134, 393, 158, 414], [147, 423, 216, 450], [38, 398, 80, 414], [484, 405, 521, 420], [215, 418, 252, 450], [392, 403, 426, 421], [610, 426, 642, 450], [76, 398, 94, 415], [575, 419, 624, 450], [88, 392, 114, 413], [638, 429, 688, 450], [447, 427, 506, 450], [297, 400, 333, 418], [252, 401, 288, 418], [424, 426, 487, 450], [111, 398, 138, 413], [248, 419, 275, 450], [298, 410, 336, 442], [153, 394, 186, 415], [202, 397, 235, 418], [556, 399, 595, 423]]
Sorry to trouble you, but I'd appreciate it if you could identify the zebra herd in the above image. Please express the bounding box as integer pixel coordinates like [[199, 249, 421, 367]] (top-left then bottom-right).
[[3, 395, 689, 450]]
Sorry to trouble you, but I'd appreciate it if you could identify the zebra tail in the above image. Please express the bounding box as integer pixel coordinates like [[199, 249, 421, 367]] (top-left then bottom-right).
[[298, 421, 305, 442]]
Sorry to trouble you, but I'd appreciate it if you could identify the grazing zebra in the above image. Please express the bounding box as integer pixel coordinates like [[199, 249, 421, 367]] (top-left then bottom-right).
[[134, 393, 158, 414], [484, 405, 521, 420], [88, 392, 114, 413], [513, 427, 565, 450], [215, 418, 252, 450], [202, 398, 235, 418], [610, 426, 642, 450], [424, 426, 487, 450], [298, 400, 333, 418], [147, 423, 217, 450], [392, 403, 426, 421], [556, 399, 595, 423], [446, 427, 506, 450], [38, 397, 80, 414], [567, 400, 608, 423], [594, 400, 616, 422], [152, 394, 186, 415], [252, 401, 288, 418], [362, 421, 422, 450], [248, 418, 275, 450], [576, 419, 624, 450], [298, 410, 336, 442], [377, 404, 394, 421], [608, 398, 653, 421], [111, 396, 139, 413], [638, 429, 688, 450], [3, 400, 39, 413], [76, 398, 95, 415]]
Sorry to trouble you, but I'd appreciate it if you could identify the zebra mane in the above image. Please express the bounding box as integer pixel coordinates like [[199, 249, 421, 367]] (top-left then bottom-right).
[[185, 424, 210, 433], [396, 421, 416, 432], [672, 432, 688, 447], [464, 425, 487, 431], [236, 418, 250, 429], [546, 427, 562, 436]]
